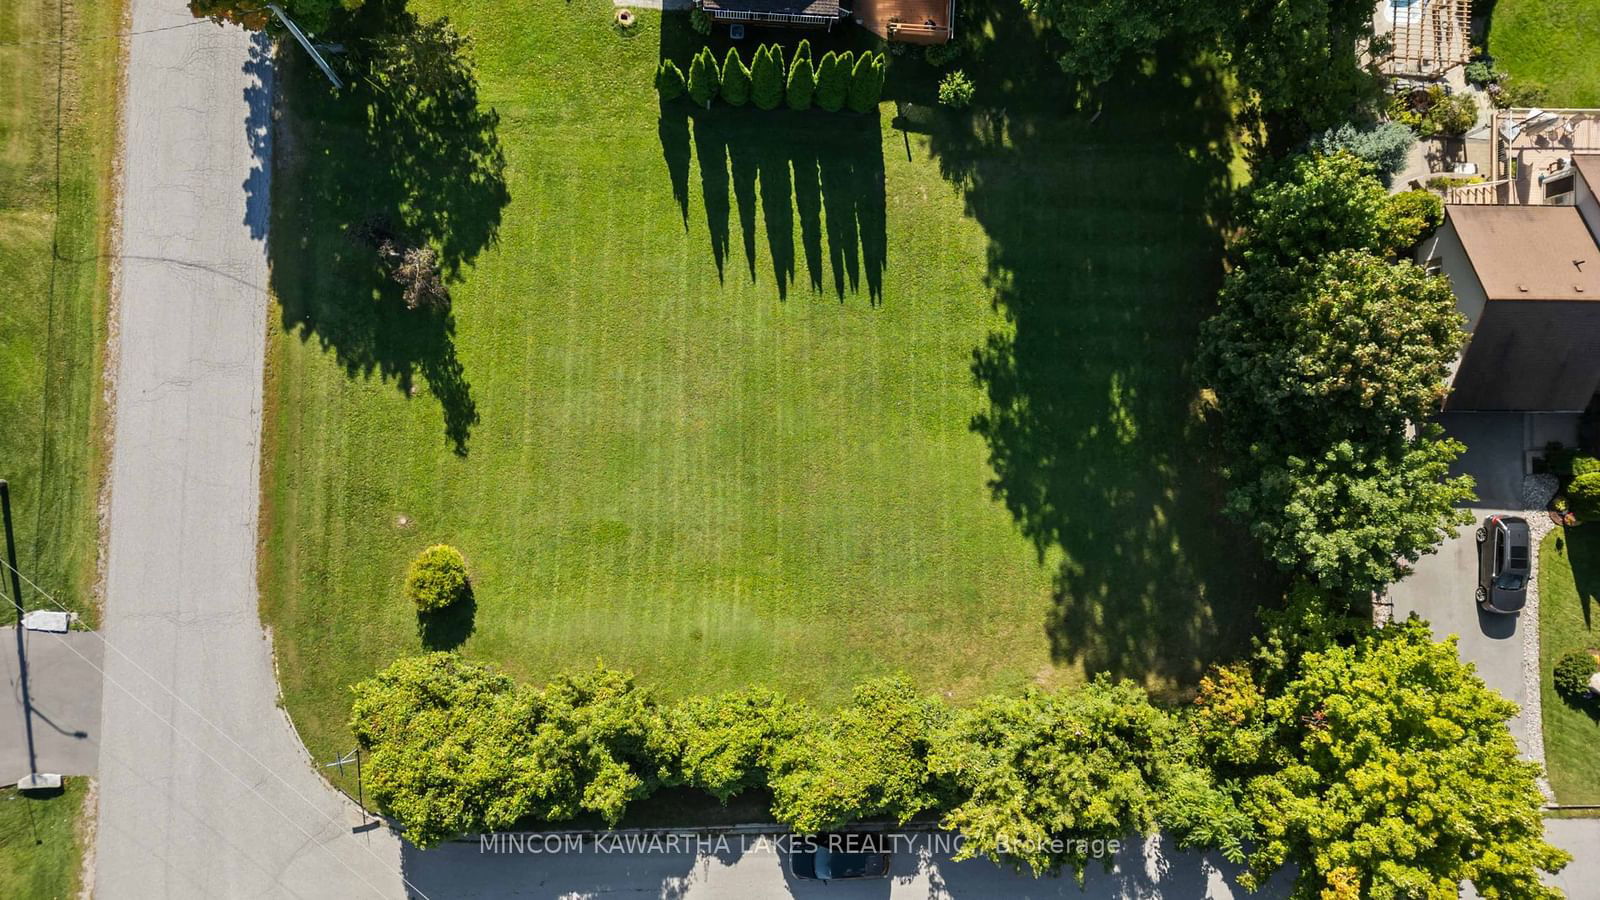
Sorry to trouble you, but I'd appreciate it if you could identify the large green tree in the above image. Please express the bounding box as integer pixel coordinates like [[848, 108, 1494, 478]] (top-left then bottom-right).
[[190, 0, 360, 32], [665, 688, 811, 803], [769, 677, 950, 832], [930, 677, 1247, 879], [1230, 152, 1437, 269], [351, 656, 671, 845], [1226, 434, 1474, 594], [349, 653, 532, 847], [1200, 250, 1465, 452], [1203, 619, 1571, 898]]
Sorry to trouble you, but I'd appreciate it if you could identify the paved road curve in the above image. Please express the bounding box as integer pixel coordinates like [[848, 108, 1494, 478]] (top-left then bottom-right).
[[97, 4, 402, 896]]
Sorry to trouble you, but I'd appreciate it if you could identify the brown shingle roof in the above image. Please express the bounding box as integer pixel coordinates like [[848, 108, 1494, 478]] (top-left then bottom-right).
[[1574, 154, 1600, 193], [1447, 205, 1600, 301]]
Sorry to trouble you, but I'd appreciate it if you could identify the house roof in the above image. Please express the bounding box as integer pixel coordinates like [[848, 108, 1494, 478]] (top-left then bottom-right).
[[1447, 300, 1600, 411], [1574, 153, 1600, 192], [1446, 205, 1600, 301], [700, 0, 842, 19]]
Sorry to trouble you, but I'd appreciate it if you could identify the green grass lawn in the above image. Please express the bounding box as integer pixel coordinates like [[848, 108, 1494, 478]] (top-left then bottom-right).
[[1539, 528, 1600, 806], [0, 0, 122, 624], [0, 782, 88, 899], [263, 0, 1274, 780], [1487, 0, 1600, 107]]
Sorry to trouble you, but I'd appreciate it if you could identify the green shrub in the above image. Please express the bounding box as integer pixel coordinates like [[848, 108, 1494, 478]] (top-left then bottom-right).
[[751, 45, 784, 110], [786, 54, 815, 110], [792, 38, 812, 69], [1572, 456, 1600, 478], [1494, 76, 1548, 109], [814, 50, 851, 112], [1382, 189, 1443, 252], [1554, 650, 1598, 701], [938, 69, 974, 108], [654, 59, 686, 102], [924, 42, 960, 68], [720, 47, 750, 107], [1568, 472, 1600, 520], [689, 8, 713, 35], [1389, 86, 1477, 137], [687, 46, 720, 108], [1309, 121, 1415, 185], [406, 544, 470, 612], [846, 52, 884, 114]]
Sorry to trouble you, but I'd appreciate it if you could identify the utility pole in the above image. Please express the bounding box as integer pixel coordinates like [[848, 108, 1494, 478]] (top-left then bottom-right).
[[324, 748, 367, 825], [267, 4, 343, 90], [2, 481, 40, 783]]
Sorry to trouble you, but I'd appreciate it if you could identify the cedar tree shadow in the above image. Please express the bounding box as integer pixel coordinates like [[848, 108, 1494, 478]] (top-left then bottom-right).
[[675, 109, 885, 302], [927, 0, 1281, 692], [268, 0, 508, 454]]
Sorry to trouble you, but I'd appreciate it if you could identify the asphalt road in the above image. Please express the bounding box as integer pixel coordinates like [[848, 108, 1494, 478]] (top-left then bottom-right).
[[402, 833, 1293, 899], [96, 5, 402, 897], [0, 628, 102, 777]]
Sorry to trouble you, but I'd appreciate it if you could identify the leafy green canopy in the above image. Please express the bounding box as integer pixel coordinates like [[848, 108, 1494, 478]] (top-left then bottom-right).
[[189, 0, 360, 34], [931, 677, 1245, 879], [1226, 433, 1474, 594], [768, 677, 951, 832], [1018, 0, 1378, 137], [1198, 153, 1469, 594], [1201, 619, 1571, 898], [1201, 250, 1464, 453], [350, 656, 672, 846], [665, 688, 811, 803], [404, 544, 470, 612]]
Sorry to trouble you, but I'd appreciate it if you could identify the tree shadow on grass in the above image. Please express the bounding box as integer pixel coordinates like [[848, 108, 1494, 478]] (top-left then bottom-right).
[[417, 586, 477, 651], [922, 0, 1282, 692], [268, 0, 508, 454], [665, 106, 885, 302]]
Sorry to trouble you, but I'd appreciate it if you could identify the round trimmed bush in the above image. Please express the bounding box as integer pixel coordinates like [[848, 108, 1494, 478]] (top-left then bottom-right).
[[937, 69, 974, 109], [1554, 649, 1598, 701], [1569, 472, 1600, 521], [406, 544, 470, 612]]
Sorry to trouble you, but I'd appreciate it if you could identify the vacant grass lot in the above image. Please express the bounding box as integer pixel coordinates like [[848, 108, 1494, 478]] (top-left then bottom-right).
[[0, 0, 121, 624], [1539, 528, 1600, 806], [1487, 0, 1600, 107], [0, 782, 88, 899], [263, 0, 1273, 773]]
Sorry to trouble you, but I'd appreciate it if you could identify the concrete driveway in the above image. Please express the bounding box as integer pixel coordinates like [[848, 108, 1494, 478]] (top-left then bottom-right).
[[0, 628, 102, 778], [1389, 509, 1532, 748]]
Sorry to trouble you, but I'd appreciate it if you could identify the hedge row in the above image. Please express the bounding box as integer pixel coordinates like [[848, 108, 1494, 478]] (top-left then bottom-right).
[[656, 40, 884, 113], [347, 614, 1568, 897]]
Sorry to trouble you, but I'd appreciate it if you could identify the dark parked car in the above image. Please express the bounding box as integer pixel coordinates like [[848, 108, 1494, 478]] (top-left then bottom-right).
[[1476, 514, 1531, 614], [790, 834, 892, 881]]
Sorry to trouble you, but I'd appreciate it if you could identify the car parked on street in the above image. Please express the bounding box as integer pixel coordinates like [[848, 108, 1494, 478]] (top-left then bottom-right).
[[790, 834, 893, 881], [1476, 514, 1531, 614]]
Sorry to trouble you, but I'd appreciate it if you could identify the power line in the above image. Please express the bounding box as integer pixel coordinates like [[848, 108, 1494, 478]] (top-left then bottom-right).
[[0, 554, 431, 900]]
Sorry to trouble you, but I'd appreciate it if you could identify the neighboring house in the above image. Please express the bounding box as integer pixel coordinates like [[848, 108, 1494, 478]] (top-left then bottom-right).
[[694, 0, 953, 44], [1418, 154, 1600, 412]]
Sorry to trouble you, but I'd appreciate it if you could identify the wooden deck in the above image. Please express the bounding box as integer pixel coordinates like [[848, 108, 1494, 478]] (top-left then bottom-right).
[[855, 0, 952, 44]]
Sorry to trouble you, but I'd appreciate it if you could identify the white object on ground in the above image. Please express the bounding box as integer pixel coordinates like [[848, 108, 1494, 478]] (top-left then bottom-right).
[[17, 772, 63, 790], [21, 610, 70, 633]]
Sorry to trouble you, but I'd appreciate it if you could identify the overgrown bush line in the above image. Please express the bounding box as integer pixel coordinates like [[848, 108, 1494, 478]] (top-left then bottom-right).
[[657, 43, 884, 113], [350, 613, 1568, 894]]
